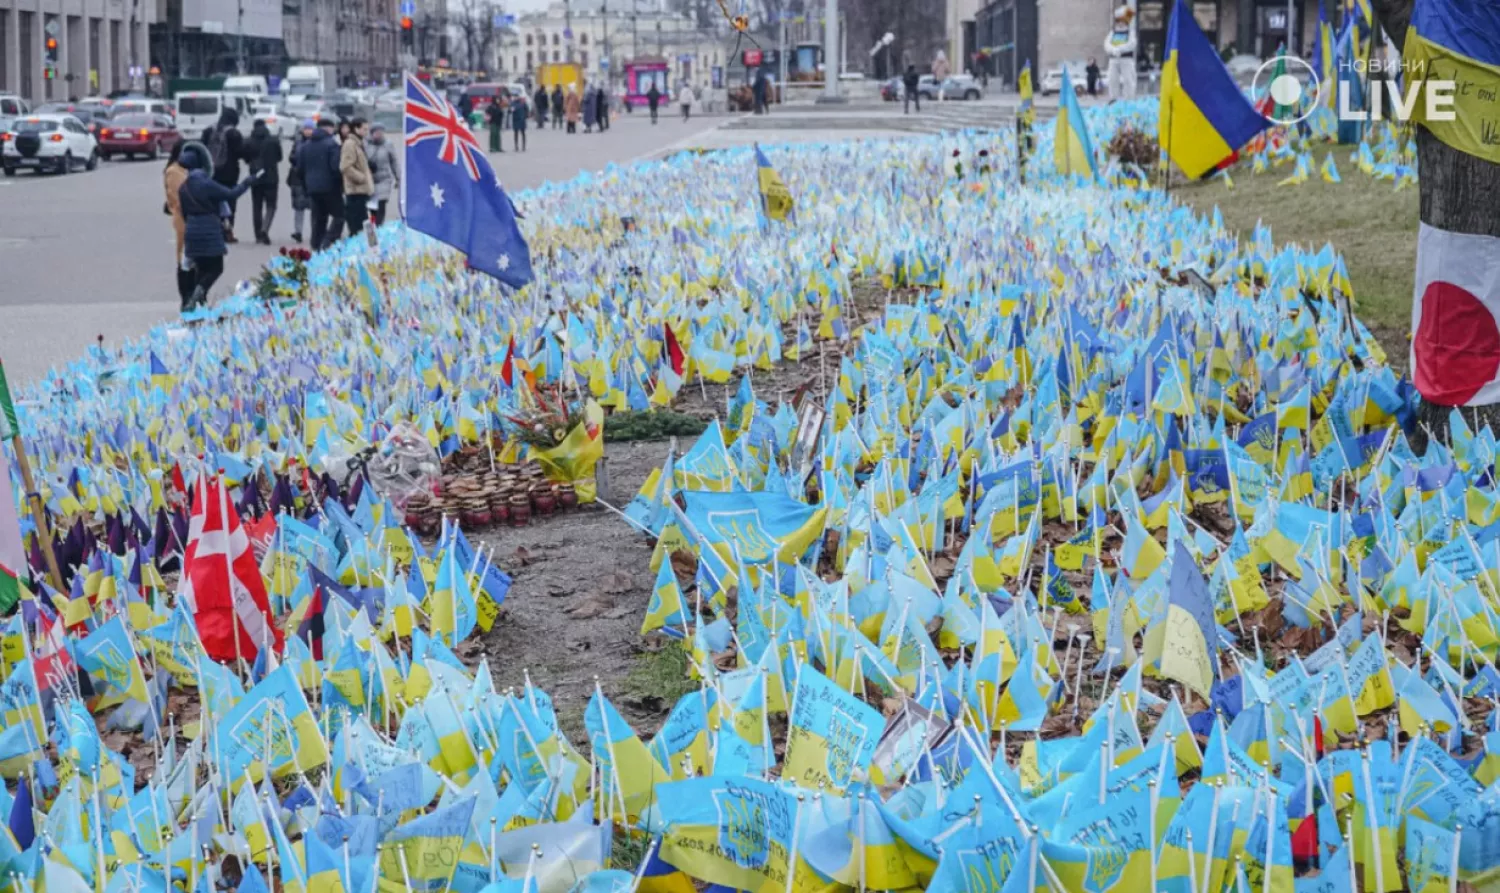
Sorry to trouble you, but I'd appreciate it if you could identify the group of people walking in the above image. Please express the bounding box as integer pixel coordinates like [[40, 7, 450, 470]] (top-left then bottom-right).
[[163, 110, 401, 312], [525, 83, 612, 135]]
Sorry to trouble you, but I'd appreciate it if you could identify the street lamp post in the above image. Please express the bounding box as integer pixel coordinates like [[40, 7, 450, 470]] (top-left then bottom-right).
[[817, 0, 842, 102]]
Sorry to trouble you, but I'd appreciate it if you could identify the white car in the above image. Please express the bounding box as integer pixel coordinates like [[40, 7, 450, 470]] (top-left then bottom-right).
[[253, 102, 298, 139], [1, 114, 99, 175], [1041, 62, 1090, 95]]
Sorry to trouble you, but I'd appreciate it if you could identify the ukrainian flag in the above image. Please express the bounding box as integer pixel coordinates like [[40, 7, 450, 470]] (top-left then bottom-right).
[[1158, 0, 1268, 179], [584, 688, 669, 825], [1018, 60, 1035, 126], [149, 352, 172, 392], [754, 144, 794, 226], [1052, 67, 1096, 179], [1404, 0, 1500, 164]]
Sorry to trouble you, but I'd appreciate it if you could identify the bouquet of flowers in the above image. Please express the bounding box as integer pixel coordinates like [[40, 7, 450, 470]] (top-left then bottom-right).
[[255, 247, 312, 302]]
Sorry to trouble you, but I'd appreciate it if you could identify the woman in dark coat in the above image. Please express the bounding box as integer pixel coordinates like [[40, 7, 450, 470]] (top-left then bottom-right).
[[550, 85, 565, 129], [287, 118, 315, 243], [582, 85, 598, 133], [176, 141, 260, 311]]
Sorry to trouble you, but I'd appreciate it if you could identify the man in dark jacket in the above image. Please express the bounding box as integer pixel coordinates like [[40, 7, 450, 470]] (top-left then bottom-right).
[[534, 86, 549, 127], [246, 119, 284, 245], [902, 65, 921, 114], [203, 108, 248, 241], [646, 84, 661, 123], [176, 141, 260, 311], [298, 119, 345, 251], [550, 85, 564, 129]]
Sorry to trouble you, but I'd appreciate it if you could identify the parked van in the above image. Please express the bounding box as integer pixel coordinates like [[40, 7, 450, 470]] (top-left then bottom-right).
[[284, 65, 335, 97], [174, 92, 256, 138], [222, 75, 270, 96]]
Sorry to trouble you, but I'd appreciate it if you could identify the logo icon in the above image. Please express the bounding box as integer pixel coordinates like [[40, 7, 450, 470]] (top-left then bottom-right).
[[1251, 54, 1322, 125]]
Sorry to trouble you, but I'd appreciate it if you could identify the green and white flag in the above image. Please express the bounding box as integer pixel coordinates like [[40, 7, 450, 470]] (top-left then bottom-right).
[[0, 360, 23, 608], [0, 360, 15, 440], [0, 445, 25, 610]]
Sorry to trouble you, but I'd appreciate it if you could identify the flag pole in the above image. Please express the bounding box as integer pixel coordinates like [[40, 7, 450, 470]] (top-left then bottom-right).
[[1164, 90, 1174, 195], [7, 431, 64, 593]]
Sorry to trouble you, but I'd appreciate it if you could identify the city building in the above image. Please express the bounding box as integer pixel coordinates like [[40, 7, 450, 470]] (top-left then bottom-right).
[[945, 0, 979, 75], [975, 0, 1337, 90], [1, 0, 155, 102], [149, 0, 282, 81], [495, 0, 723, 89]]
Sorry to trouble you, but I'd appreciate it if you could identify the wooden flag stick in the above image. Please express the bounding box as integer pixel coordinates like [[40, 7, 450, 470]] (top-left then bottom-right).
[[9, 432, 64, 592]]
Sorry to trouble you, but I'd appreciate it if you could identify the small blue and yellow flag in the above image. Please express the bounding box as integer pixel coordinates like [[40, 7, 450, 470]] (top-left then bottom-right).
[[754, 144, 794, 227], [1018, 59, 1035, 126], [1053, 67, 1097, 179]]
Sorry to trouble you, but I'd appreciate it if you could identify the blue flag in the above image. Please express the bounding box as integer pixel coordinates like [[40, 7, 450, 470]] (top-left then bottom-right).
[[403, 74, 532, 287]]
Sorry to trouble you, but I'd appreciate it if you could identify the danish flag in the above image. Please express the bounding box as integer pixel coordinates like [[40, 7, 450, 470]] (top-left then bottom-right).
[[179, 475, 282, 663]]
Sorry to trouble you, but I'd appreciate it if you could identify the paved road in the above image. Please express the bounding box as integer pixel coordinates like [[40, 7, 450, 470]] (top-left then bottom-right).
[[0, 110, 726, 384]]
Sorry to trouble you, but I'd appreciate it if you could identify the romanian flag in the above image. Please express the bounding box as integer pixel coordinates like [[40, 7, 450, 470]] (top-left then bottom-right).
[[1158, 0, 1268, 179], [1052, 67, 1097, 179], [1404, 0, 1500, 164], [754, 144, 794, 226]]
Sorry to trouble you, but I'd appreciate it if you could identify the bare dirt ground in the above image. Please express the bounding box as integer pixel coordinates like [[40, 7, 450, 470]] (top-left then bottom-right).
[[476, 282, 901, 744]]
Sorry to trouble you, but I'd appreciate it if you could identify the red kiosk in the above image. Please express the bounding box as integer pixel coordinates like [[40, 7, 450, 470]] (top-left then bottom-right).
[[623, 57, 670, 109]]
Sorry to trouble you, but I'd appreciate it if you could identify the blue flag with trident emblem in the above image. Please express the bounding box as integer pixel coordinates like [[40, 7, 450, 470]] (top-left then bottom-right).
[[681, 490, 827, 566]]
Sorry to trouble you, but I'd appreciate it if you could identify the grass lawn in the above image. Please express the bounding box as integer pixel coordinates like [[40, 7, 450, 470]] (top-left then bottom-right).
[[1173, 159, 1419, 368]]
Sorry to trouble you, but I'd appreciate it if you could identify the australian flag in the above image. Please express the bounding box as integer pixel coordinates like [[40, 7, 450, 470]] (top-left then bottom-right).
[[403, 73, 533, 287]]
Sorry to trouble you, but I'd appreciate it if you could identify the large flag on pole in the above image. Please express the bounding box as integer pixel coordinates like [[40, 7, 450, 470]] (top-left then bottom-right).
[[0, 361, 17, 439], [0, 363, 24, 611], [180, 475, 282, 663], [0, 447, 25, 611], [1158, 0, 1268, 179], [403, 73, 533, 288]]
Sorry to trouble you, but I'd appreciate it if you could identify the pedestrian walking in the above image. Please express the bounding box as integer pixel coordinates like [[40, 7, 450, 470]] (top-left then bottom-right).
[[340, 117, 374, 239], [534, 86, 549, 127], [302, 118, 344, 251], [177, 141, 261, 311], [646, 84, 662, 123], [487, 97, 506, 152], [678, 82, 695, 121], [246, 119, 283, 245], [902, 65, 921, 113], [1086, 58, 1102, 97], [753, 68, 768, 114], [598, 87, 610, 130], [564, 86, 581, 133], [162, 141, 192, 306], [287, 119, 314, 243], [551, 86, 565, 128], [365, 123, 400, 225], [203, 108, 248, 242], [509, 94, 529, 151], [583, 84, 598, 133]]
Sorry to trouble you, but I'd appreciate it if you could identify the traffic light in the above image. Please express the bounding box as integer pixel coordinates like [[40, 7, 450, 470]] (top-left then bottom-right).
[[44, 36, 58, 79], [401, 16, 413, 50]]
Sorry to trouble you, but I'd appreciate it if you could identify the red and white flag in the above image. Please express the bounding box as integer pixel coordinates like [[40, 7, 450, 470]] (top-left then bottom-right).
[[1412, 223, 1500, 406], [179, 475, 283, 663]]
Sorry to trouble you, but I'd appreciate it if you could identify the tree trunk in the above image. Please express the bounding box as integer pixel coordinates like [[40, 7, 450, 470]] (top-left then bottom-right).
[[1370, 0, 1500, 448]]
